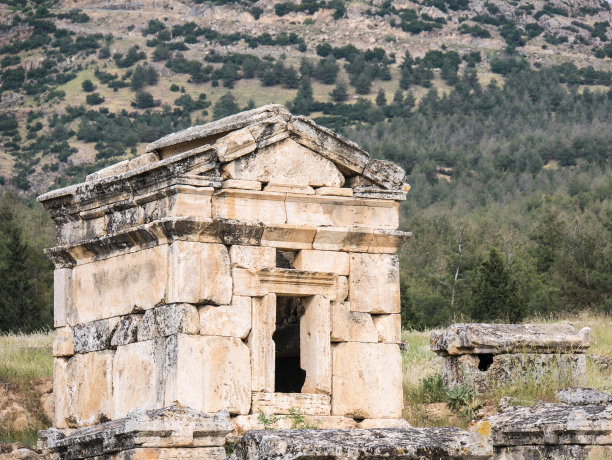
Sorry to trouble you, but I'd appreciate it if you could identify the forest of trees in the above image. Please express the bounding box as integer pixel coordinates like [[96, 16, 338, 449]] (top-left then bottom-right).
[[0, 1, 611, 331]]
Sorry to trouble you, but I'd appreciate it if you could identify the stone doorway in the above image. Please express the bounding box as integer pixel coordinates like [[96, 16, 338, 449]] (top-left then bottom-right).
[[273, 296, 306, 393]]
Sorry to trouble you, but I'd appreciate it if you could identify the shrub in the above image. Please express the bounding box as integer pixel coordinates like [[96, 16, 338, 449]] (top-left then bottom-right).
[[81, 79, 95, 92], [85, 93, 104, 105]]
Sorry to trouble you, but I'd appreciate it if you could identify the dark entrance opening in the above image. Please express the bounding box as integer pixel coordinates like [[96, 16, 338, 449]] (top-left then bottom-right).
[[478, 354, 494, 371], [273, 296, 306, 393]]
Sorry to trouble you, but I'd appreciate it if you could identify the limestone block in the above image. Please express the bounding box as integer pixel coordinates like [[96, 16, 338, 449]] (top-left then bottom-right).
[[105, 206, 139, 235], [137, 304, 200, 341], [53, 358, 69, 428], [161, 335, 251, 415], [260, 224, 316, 250], [216, 125, 257, 162], [231, 414, 356, 435], [431, 323, 592, 356], [108, 447, 226, 460], [300, 295, 332, 394], [64, 351, 114, 427], [139, 187, 213, 223], [168, 241, 232, 306], [222, 138, 344, 187], [356, 419, 411, 429], [264, 183, 315, 195], [370, 229, 412, 254], [248, 294, 276, 392], [315, 187, 353, 197], [285, 195, 399, 229], [53, 327, 74, 357], [230, 425, 492, 459], [200, 336, 251, 414], [72, 245, 168, 324], [312, 226, 373, 253], [252, 393, 331, 416], [556, 387, 612, 406], [336, 276, 348, 302], [293, 250, 349, 275], [72, 317, 120, 353], [113, 339, 166, 418], [232, 268, 260, 296], [53, 268, 72, 328], [41, 404, 233, 458], [229, 245, 275, 269], [349, 253, 400, 314], [213, 189, 287, 224], [233, 268, 337, 299], [110, 314, 142, 348], [199, 296, 251, 339], [222, 179, 262, 190], [332, 342, 403, 419], [372, 314, 401, 344], [441, 353, 587, 394], [331, 302, 377, 343]]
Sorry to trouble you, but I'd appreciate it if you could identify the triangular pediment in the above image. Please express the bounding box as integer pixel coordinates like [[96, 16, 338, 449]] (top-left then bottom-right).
[[143, 105, 407, 192]]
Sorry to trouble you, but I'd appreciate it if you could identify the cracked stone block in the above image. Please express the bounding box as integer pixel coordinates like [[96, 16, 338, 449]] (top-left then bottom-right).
[[39, 405, 232, 459], [72, 317, 120, 353], [441, 353, 587, 393], [168, 241, 232, 306], [72, 245, 169, 324], [249, 294, 276, 393], [372, 314, 401, 344], [229, 245, 276, 269], [222, 138, 344, 187], [293, 249, 349, 275], [332, 342, 402, 419], [137, 303, 200, 341], [349, 253, 400, 314], [53, 327, 74, 357], [199, 296, 251, 339], [53, 268, 72, 328], [300, 295, 331, 395], [431, 323, 592, 356], [54, 351, 114, 428], [330, 301, 377, 343], [110, 314, 142, 348]]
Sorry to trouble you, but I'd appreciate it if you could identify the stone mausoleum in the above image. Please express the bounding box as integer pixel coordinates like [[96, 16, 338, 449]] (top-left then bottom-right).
[[38, 105, 411, 443]]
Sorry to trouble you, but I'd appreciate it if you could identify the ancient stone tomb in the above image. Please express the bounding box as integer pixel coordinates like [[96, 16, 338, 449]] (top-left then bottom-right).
[[431, 323, 591, 393], [39, 105, 411, 433]]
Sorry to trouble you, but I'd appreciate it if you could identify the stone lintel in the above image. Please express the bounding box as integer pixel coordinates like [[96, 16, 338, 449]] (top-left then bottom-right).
[[233, 268, 337, 299], [431, 323, 592, 356], [45, 219, 410, 268], [251, 392, 331, 416], [39, 405, 232, 459]]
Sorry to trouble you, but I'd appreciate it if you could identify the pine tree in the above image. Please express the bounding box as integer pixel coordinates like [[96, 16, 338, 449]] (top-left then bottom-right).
[[0, 205, 38, 332], [330, 81, 348, 102], [213, 92, 240, 119], [292, 76, 314, 114], [375, 88, 387, 106], [470, 249, 525, 323]]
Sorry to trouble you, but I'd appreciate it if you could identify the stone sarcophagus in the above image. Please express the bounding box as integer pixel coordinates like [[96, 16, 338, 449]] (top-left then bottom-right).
[[39, 105, 411, 437], [431, 323, 591, 394]]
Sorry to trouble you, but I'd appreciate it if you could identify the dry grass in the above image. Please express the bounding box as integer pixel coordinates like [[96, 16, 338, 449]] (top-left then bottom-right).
[[0, 331, 54, 384]]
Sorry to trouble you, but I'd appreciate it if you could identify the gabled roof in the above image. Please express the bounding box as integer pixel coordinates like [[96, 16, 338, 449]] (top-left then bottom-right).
[[38, 106, 408, 208]]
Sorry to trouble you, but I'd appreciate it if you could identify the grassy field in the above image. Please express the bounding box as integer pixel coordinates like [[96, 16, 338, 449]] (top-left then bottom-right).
[[1, 312, 611, 446]]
